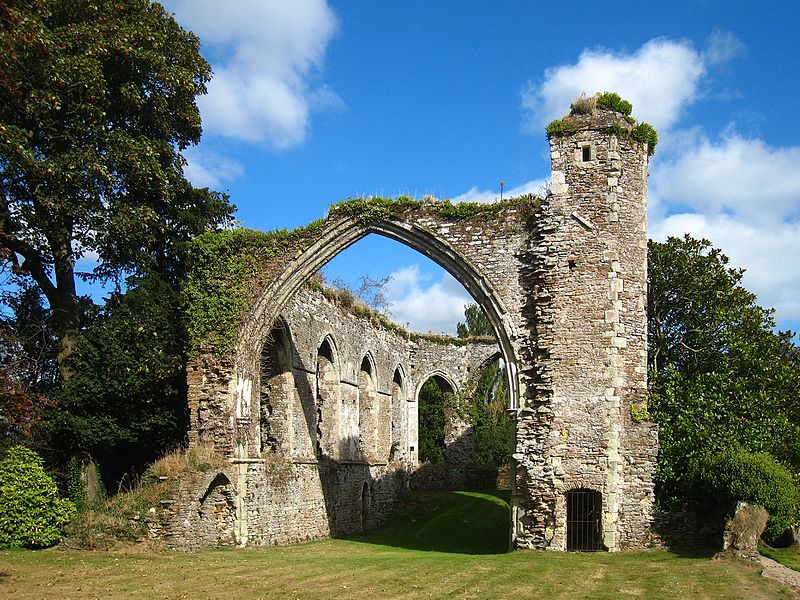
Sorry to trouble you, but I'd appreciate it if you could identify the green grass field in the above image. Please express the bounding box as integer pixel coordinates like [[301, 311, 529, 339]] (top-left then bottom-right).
[[0, 490, 795, 599]]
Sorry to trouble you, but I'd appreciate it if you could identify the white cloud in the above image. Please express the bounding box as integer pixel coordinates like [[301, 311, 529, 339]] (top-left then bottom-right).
[[651, 131, 800, 226], [385, 266, 472, 334], [183, 148, 244, 189], [451, 178, 549, 204], [652, 213, 800, 323], [163, 0, 340, 148], [649, 128, 800, 326], [522, 38, 709, 130], [703, 29, 747, 66]]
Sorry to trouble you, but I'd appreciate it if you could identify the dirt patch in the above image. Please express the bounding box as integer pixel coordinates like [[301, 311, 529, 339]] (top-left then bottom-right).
[[759, 555, 800, 597]]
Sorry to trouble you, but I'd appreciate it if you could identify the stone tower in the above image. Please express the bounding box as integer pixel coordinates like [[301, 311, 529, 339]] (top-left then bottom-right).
[[512, 103, 658, 550]]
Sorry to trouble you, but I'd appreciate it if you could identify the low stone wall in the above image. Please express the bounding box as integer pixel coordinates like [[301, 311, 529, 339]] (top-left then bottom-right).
[[146, 459, 411, 550], [649, 509, 725, 550], [409, 464, 499, 491]]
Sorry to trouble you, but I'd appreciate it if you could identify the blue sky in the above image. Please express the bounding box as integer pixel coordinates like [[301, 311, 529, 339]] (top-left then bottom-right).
[[158, 0, 800, 335]]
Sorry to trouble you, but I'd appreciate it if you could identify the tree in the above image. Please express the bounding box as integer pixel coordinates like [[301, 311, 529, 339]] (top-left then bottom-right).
[[647, 235, 800, 514], [418, 378, 447, 463], [456, 303, 493, 338], [47, 274, 189, 486], [470, 358, 513, 467], [0, 0, 233, 371], [0, 445, 75, 548]]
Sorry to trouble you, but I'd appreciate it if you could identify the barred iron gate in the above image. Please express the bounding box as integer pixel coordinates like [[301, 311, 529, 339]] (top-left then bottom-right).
[[566, 489, 603, 551]]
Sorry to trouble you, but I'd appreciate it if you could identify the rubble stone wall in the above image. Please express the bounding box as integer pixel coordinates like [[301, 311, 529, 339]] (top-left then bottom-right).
[[154, 285, 497, 549], [176, 104, 658, 551]]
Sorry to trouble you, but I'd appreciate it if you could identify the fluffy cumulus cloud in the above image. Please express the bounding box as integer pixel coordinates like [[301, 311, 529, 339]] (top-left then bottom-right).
[[650, 132, 800, 323], [384, 266, 472, 334], [182, 148, 245, 189], [163, 0, 340, 148], [523, 33, 800, 329], [651, 131, 800, 225], [522, 38, 707, 130]]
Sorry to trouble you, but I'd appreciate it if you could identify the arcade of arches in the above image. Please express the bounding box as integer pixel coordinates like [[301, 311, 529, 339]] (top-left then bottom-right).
[[149, 104, 658, 552]]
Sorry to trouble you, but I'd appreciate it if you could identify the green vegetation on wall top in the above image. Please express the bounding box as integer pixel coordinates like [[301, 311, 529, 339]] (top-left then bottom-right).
[[329, 193, 540, 222], [548, 92, 658, 155], [185, 195, 533, 357]]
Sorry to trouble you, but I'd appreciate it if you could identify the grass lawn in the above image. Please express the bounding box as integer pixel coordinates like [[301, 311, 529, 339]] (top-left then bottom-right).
[[0, 491, 794, 599]]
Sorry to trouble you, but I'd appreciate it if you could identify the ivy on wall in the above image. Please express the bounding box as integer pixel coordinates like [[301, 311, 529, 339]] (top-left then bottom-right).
[[184, 196, 539, 358]]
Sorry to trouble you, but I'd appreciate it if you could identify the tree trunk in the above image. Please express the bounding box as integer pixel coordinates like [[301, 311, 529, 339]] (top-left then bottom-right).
[[792, 525, 800, 547], [48, 230, 80, 380]]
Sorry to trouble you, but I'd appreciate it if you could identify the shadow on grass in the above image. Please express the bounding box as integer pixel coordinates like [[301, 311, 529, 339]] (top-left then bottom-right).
[[344, 490, 510, 555]]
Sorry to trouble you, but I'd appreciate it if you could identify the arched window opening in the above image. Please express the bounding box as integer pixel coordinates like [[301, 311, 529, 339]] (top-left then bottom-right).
[[360, 481, 372, 532], [260, 321, 293, 454], [566, 489, 603, 551], [316, 337, 340, 458], [357, 356, 377, 462], [390, 369, 405, 462], [417, 375, 454, 464]]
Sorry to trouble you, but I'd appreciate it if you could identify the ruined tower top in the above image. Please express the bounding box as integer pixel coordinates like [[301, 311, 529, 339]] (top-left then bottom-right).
[[545, 91, 658, 161]]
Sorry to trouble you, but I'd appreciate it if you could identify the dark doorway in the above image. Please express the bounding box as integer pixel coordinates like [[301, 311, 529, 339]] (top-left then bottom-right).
[[566, 489, 603, 551]]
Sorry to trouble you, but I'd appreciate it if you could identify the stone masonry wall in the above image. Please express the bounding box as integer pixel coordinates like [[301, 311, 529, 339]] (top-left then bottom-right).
[[180, 102, 658, 551], [510, 110, 656, 550], [159, 285, 498, 549]]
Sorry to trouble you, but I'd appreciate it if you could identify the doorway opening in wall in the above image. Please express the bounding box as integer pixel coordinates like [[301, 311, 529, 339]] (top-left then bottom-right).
[[566, 489, 603, 551]]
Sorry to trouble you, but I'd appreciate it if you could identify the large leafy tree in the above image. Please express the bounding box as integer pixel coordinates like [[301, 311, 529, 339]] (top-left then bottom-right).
[[456, 303, 493, 338], [647, 235, 800, 510], [48, 274, 188, 485], [0, 0, 233, 370]]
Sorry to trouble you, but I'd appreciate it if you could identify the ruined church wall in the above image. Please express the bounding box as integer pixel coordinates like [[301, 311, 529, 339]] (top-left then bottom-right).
[[181, 104, 659, 552], [161, 284, 500, 550], [510, 114, 656, 550]]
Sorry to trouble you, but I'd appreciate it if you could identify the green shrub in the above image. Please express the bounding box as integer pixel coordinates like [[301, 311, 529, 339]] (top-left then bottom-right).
[[631, 122, 659, 155], [596, 92, 633, 116], [0, 445, 76, 548], [545, 118, 581, 138], [696, 448, 800, 537]]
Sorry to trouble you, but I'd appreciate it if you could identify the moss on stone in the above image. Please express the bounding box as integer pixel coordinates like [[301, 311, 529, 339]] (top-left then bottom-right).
[[185, 195, 536, 357]]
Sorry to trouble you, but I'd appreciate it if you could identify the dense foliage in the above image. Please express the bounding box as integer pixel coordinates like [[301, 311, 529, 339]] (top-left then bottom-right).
[[48, 275, 189, 486], [469, 358, 512, 467], [456, 303, 493, 338], [595, 92, 634, 117], [648, 235, 800, 533], [696, 448, 800, 537], [418, 377, 447, 463], [0, 445, 75, 547], [0, 0, 233, 368]]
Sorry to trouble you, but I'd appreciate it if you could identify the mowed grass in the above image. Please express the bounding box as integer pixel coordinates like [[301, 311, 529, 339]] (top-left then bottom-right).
[[0, 490, 795, 599]]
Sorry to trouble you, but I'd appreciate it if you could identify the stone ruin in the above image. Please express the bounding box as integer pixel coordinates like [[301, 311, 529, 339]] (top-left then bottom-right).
[[148, 100, 658, 552]]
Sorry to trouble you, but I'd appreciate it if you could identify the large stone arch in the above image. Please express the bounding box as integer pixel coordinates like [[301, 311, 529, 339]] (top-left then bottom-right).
[[235, 217, 523, 416]]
